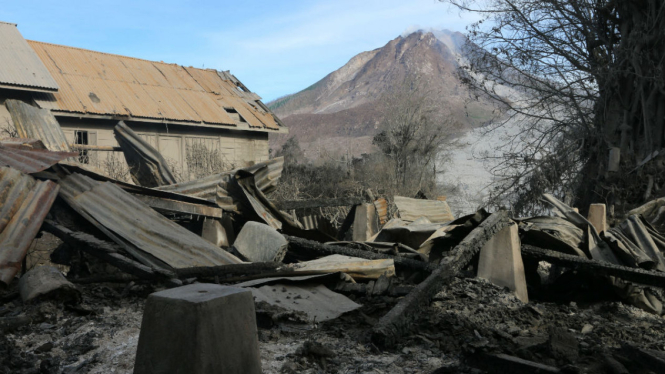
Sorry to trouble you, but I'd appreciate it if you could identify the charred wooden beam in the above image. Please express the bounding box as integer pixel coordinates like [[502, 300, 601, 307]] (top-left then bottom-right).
[[274, 197, 364, 210], [284, 235, 434, 272], [42, 220, 179, 285], [174, 262, 283, 280], [522, 244, 665, 288], [371, 211, 511, 348]]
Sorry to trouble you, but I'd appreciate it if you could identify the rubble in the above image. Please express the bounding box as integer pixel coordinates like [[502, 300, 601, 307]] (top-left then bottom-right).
[[3, 113, 665, 373]]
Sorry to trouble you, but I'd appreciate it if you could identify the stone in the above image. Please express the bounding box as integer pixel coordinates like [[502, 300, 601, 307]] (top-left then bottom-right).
[[134, 283, 262, 374], [580, 324, 593, 334], [352, 203, 379, 241], [477, 223, 529, 303], [233, 221, 287, 262], [587, 204, 607, 233], [549, 327, 579, 363], [201, 218, 229, 247], [18, 266, 80, 304]]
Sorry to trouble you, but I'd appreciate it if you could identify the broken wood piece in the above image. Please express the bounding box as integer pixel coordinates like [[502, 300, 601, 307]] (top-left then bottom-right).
[[132, 194, 223, 218], [371, 210, 511, 348], [352, 203, 379, 242], [521, 244, 665, 288], [18, 266, 80, 304], [201, 218, 230, 247], [587, 204, 607, 234], [284, 235, 434, 272], [290, 255, 395, 280], [477, 222, 528, 303], [68, 144, 122, 152]]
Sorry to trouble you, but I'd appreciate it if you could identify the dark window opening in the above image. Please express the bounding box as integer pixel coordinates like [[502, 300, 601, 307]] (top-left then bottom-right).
[[75, 130, 89, 164], [223, 107, 247, 123]]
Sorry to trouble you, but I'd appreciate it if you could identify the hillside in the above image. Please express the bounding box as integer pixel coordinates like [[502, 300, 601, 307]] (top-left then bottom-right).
[[269, 30, 496, 157]]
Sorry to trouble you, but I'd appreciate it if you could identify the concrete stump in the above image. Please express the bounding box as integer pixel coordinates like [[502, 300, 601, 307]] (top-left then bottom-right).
[[477, 223, 529, 303], [608, 147, 620, 172], [588, 203, 607, 234], [233, 221, 287, 262], [352, 203, 379, 242], [133, 284, 262, 374]]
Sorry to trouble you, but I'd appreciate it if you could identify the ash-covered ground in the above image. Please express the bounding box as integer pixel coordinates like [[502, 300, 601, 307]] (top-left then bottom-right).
[[3, 275, 664, 374]]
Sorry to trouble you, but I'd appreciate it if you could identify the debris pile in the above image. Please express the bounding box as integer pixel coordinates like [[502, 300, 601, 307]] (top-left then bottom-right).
[[2, 109, 665, 373]]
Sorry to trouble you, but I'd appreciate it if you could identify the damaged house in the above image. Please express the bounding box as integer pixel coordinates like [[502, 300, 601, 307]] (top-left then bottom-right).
[[0, 21, 287, 178]]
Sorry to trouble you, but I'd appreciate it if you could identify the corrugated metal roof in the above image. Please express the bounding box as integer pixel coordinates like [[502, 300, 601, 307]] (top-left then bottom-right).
[[58, 173, 243, 269], [0, 166, 59, 286], [0, 22, 58, 92], [394, 196, 454, 223], [114, 121, 177, 187], [27, 40, 283, 131], [5, 99, 72, 152], [0, 140, 77, 173]]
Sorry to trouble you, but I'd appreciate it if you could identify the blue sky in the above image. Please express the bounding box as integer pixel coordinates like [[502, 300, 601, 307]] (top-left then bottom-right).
[[2, 1, 479, 101]]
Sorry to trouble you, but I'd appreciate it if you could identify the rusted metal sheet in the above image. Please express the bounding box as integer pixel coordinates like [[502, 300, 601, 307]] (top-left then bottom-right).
[[0, 22, 58, 92], [374, 198, 388, 225], [27, 40, 283, 130], [114, 121, 177, 187], [0, 166, 59, 286], [5, 99, 72, 152], [58, 173, 243, 269], [155, 157, 284, 203], [0, 140, 77, 173], [394, 196, 454, 223]]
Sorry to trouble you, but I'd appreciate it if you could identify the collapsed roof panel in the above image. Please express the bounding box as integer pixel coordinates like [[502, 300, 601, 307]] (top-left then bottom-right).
[[0, 22, 59, 92], [0, 166, 59, 287], [58, 173, 243, 269], [5, 99, 72, 152], [0, 140, 76, 173]]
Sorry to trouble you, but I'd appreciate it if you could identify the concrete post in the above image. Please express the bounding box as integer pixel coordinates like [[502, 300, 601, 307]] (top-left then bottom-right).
[[133, 284, 262, 374], [477, 223, 529, 303], [588, 204, 607, 234], [608, 147, 620, 172]]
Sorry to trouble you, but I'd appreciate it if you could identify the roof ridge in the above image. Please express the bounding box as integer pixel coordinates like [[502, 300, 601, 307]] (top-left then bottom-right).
[[26, 39, 220, 74]]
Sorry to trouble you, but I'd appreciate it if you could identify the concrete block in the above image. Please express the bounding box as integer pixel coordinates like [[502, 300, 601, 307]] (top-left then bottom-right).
[[201, 218, 229, 247], [477, 223, 529, 303], [587, 203, 607, 233], [233, 221, 287, 262], [18, 266, 80, 304], [352, 203, 379, 242], [134, 283, 262, 374]]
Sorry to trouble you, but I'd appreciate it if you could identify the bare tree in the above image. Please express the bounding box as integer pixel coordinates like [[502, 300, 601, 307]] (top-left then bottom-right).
[[373, 75, 460, 196], [444, 0, 665, 214]]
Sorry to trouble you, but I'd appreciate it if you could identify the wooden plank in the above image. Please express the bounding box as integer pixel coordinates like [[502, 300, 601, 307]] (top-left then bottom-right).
[[132, 194, 223, 218]]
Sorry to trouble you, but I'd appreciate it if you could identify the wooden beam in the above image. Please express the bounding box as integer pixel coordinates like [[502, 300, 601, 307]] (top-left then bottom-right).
[[69, 144, 122, 151]]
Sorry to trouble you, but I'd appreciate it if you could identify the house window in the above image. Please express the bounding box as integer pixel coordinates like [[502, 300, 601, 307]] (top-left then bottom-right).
[[75, 130, 90, 164]]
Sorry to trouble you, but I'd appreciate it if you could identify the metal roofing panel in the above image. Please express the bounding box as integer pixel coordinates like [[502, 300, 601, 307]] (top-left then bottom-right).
[[63, 74, 129, 115], [184, 67, 227, 94], [142, 85, 199, 122], [58, 173, 242, 268], [119, 57, 171, 87], [0, 141, 76, 173], [0, 166, 59, 286], [220, 96, 264, 128], [103, 80, 164, 119], [152, 63, 204, 91], [5, 99, 72, 152], [86, 52, 138, 82], [394, 196, 454, 223], [0, 23, 58, 92], [178, 89, 236, 125]]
